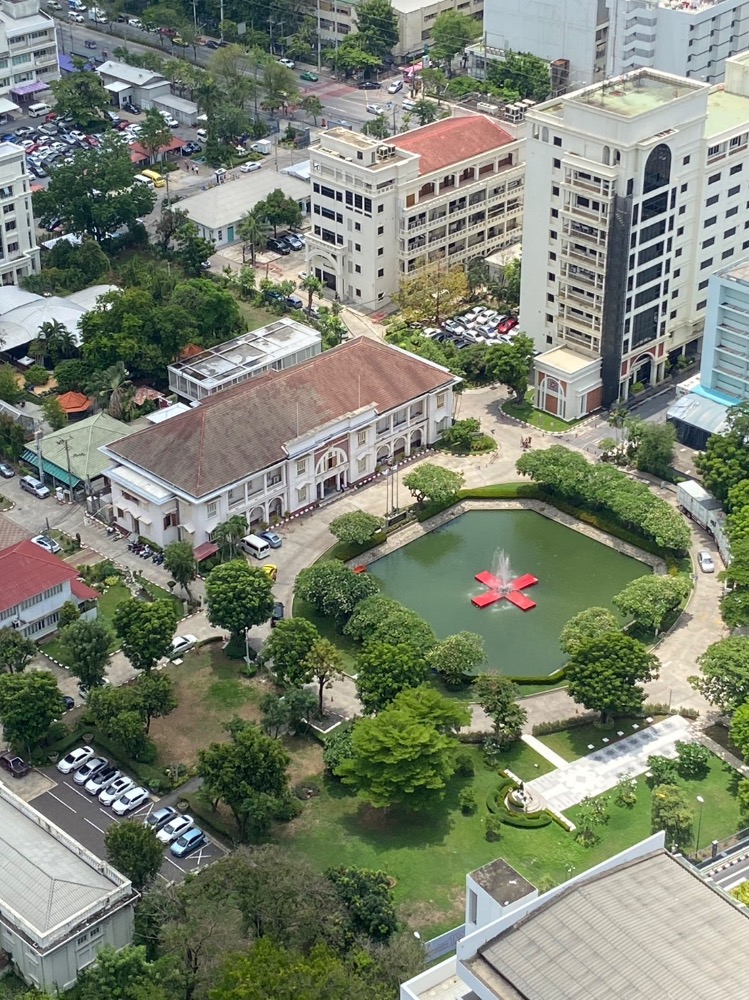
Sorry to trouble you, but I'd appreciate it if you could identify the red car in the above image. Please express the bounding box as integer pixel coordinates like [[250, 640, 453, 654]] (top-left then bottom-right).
[[84, 135, 99, 147], [498, 316, 519, 335], [160, 26, 177, 36], [44, 111, 58, 123]]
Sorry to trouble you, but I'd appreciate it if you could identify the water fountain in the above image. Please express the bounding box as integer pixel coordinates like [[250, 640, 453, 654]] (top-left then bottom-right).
[[472, 547, 539, 610]]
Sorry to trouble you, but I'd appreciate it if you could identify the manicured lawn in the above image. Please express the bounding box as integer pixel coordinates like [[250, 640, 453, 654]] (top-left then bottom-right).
[[503, 392, 584, 432], [238, 302, 277, 331], [278, 743, 741, 936], [149, 643, 268, 767], [537, 717, 664, 762]]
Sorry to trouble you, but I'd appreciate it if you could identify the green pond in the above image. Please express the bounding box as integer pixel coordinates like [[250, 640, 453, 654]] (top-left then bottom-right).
[[368, 510, 648, 679]]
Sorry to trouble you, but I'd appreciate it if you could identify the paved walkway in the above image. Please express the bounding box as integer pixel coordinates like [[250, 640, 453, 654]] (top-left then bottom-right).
[[521, 734, 569, 769], [525, 715, 693, 811]]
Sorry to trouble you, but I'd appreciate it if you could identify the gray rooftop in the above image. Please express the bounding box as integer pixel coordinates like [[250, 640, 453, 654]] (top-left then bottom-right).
[[470, 859, 535, 907], [468, 850, 749, 1000], [180, 171, 310, 230], [0, 784, 130, 944]]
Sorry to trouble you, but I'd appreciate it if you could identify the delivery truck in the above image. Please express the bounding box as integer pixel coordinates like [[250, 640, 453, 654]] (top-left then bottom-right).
[[677, 480, 731, 566]]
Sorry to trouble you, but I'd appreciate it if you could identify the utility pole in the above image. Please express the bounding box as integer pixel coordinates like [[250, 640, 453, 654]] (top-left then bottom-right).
[[192, 0, 198, 28], [317, 0, 322, 72], [34, 423, 44, 487], [219, 0, 225, 39]]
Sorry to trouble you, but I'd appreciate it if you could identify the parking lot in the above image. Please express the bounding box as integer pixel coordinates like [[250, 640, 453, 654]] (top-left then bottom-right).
[[425, 306, 520, 350], [29, 763, 226, 883]]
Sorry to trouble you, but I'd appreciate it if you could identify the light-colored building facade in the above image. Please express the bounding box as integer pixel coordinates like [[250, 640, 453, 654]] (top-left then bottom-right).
[[0, 141, 39, 286], [168, 320, 322, 402], [700, 256, 749, 402], [0, 0, 57, 111], [519, 55, 749, 419], [96, 60, 170, 109], [307, 115, 524, 309], [0, 539, 99, 639], [483, 0, 749, 92], [102, 338, 459, 547], [0, 782, 136, 992]]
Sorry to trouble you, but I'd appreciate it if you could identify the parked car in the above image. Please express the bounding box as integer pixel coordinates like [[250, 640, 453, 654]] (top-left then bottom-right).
[[170, 826, 207, 858], [112, 785, 150, 815], [19, 475, 50, 499], [122, 101, 141, 114], [402, 98, 417, 111], [62, 695, 75, 711], [0, 751, 30, 778], [259, 530, 282, 548], [359, 80, 381, 90], [31, 534, 61, 554], [284, 233, 304, 251], [0, 463, 14, 479], [240, 161, 261, 172], [698, 550, 715, 573], [366, 103, 385, 115], [68, 11, 84, 20], [57, 745, 95, 774], [300, 70, 318, 81], [156, 813, 193, 844], [14, 126, 35, 138], [144, 805, 178, 832], [387, 79, 403, 93], [267, 236, 291, 255], [85, 766, 120, 795], [277, 57, 295, 69], [270, 601, 285, 628], [285, 294, 304, 310], [74, 755, 108, 785], [99, 775, 134, 805], [169, 634, 198, 659], [182, 141, 202, 155], [498, 316, 519, 335]]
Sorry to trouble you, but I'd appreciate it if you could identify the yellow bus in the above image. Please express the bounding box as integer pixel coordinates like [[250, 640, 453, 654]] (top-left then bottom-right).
[[141, 168, 165, 188]]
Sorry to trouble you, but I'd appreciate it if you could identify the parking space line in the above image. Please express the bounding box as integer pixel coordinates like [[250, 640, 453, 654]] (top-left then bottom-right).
[[99, 807, 113, 819], [165, 856, 185, 872], [70, 785, 91, 802], [48, 791, 76, 813], [83, 816, 106, 834]]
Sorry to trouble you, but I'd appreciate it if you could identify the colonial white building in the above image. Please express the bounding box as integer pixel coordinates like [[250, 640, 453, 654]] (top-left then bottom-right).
[[519, 53, 749, 419], [0, 783, 136, 992], [0, 539, 99, 639], [308, 115, 524, 309], [0, 141, 39, 286], [0, 0, 57, 112], [101, 337, 459, 547]]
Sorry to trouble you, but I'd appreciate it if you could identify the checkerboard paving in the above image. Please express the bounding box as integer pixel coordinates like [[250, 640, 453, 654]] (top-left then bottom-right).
[[525, 715, 695, 812]]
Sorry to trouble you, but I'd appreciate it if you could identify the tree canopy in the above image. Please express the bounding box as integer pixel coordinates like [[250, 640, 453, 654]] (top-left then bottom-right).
[[264, 617, 320, 687], [690, 637, 749, 713], [105, 820, 164, 890], [565, 632, 659, 722], [0, 627, 36, 674], [559, 607, 619, 656], [613, 574, 690, 633], [50, 69, 112, 127], [295, 560, 379, 628], [428, 631, 486, 686], [0, 670, 63, 752], [392, 264, 469, 324], [695, 401, 749, 503], [472, 674, 527, 743], [113, 598, 180, 672], [59, 618, 110, 689], [403, 463, 464, 506], [429, 11, 481, 71], [329, 510, 383, 546], [355, 641, 429, 714], [205, 560, 275, 639]]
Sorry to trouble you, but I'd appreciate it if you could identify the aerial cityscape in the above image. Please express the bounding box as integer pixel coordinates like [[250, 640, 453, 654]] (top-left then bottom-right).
[[1, 0, 749, 996]]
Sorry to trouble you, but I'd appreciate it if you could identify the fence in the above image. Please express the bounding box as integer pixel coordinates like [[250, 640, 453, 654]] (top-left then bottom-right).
[[424, 924, 465, 962]]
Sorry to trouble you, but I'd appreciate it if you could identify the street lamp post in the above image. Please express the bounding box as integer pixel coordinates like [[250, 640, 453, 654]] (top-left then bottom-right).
[[695, 794, 705, 854]]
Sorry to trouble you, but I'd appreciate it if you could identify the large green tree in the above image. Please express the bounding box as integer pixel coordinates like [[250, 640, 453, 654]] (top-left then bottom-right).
[[565, 633, 659, 723], [430, 11, 481, 73], [50, 69, 112, 127], [613, 574, 690, 633], [137, 107, 173, 165], [428, 631, 486, 686], [76, 945, 173, 1000], [731, 702, 749, 762], [169, 279, 242, 344], [295, 560, 379, 628], [650, 783, 694, 852], [133, 672, 177, 733], [163, 541, 197, 599], [337, 687, 469, 809], [485, 334, 536, 400], [355, 0, 399, 60], [0, 670, 63, 753], [113, 598, 180, 673], [627, 418, 676, 478], [560, 607, 619, 656], [34, 137, 155, 242], [344, 595, 436, 657], [486, 51, 551, 101], [105, 820, 164, 890], [472, 674, 527, 743], [329, 510, 383, 546], [355, 641, 428, 715], [304, 637, 345, 715], [690, 637, 749, 713], [0, 627, 36, 674], [59, 618, 110, 689], [205, 560, 275, 640], [256, 188, 303, 236], [696, 401, 749, 503], [264, 617, 320, 687], [402, 463, 464, 506]]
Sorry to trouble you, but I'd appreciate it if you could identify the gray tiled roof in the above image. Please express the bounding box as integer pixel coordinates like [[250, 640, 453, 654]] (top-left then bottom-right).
[[0, 795, 118, 935], [471, 851, 749, 1000]]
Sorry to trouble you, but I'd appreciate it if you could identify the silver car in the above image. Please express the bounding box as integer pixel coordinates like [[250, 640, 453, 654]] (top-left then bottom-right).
[[74, 756, 108, 785], [698, 550, 715, 573], [85, 766, 121, 796], [99, 775, 134, 806]]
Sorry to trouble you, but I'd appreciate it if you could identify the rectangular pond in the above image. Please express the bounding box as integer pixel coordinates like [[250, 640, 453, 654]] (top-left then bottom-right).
[[368, 510, 649, 679]]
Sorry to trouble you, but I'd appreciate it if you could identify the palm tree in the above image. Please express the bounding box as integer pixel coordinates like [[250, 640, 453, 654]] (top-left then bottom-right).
[[37, 319, 71, 365], [299, 274, 323, 316], [237, 209, 271, 265], [212, 514, 248, 560], [86, 362, 132, 420], [194, 75, 221, 117]]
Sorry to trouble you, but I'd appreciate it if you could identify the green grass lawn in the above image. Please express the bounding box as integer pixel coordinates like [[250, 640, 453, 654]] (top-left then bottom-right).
[[503, 392, 584, 432], [537, 717, 664, 762], [278, 743, 741, 936], [238, 301, 277, 331], [292, 596, 359, 672]]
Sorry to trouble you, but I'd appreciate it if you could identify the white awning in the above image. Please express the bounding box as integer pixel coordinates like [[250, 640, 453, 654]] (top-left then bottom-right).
[[0, 97, 21, 115]]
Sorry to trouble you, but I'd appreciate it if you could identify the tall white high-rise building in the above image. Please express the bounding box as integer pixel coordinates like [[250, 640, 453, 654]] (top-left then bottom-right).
[[519, 52, 749, 420], [0, 141, 39, 286], [0, 0, 58, 111]]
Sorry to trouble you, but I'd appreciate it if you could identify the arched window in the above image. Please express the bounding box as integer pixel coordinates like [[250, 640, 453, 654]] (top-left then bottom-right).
[[602, 145, 611, 166], [643, 144, 671, 193], [541, 126, 549, 143]]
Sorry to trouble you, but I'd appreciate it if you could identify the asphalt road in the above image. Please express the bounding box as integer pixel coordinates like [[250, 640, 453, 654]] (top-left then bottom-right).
[[32, 763, 226, 883]]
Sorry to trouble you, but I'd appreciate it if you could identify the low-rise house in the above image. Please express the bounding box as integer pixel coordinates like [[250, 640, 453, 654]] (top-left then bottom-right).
[[0, 539, 98, 638], [102, 337, 459, 546]]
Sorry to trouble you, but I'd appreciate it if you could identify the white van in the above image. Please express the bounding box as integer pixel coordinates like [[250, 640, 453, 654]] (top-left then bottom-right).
[[240, 534, 270, 559], [28, 103, 52, 118], [133, 173, 155, 187]]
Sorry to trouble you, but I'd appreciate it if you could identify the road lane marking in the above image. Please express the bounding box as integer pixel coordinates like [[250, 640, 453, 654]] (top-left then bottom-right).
[[84, 816, 106, 834], [48, 792, 76, 813]]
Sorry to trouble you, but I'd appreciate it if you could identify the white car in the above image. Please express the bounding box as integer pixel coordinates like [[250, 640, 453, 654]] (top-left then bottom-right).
[[169, 634, 198, 659], [111, 785, 150, 816], [366, 104, 385, 116], [387, 79, 403, 94], [127, 16, 142, 26], [240, 161, 262, 173], [156, 813, 193, 844], [99, 775, 134, 805], [159, 111, 179, 128], [698, 550, 715, 573], [402, 98, 417, 111], [68, 11, 84, 20], [277, 57, 295, 69], [74, 755, 108, 785], [85, 766, 121, 796], [31, 534, 61, 554], [57, 745, 94, 774]]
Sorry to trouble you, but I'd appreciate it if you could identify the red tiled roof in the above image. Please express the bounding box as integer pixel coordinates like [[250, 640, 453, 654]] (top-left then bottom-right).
[[0, 514, 30, 551], [71, 578, 100, 602], [393, 115, 514, 176], [57, 391, 91, 414], [130, 137, 185, 158], [109, 337, 457, 498], [0, 540, 97, 614], [179, 344, 204, 360]]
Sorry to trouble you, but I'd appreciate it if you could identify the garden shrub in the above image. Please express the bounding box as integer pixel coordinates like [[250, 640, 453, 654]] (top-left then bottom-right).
[[455, 750, 475, 777], [458, 788, 477, 814], [532, 714, 598, 736], [224, 633, 247, 659], [485, 814, 503, 842], [646, 754, 679, 786], [675, 740, 711, 779], [322, 726, 354, 777]]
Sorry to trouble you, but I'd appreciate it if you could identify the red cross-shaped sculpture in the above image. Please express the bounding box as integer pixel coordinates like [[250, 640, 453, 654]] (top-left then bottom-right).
[[471, 571, 539, 611]]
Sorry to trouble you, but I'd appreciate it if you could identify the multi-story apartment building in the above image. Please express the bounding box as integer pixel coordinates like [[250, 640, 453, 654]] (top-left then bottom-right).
[[0, 0, 58, 109], [483, 0, 749, 91], [519, 53, 749, 420], [317, 0, 483, 64], [101, 338, 459, 548], [0, 141, 39, 285], [307, 115, 524, 309], [701, 256, 749, 402]]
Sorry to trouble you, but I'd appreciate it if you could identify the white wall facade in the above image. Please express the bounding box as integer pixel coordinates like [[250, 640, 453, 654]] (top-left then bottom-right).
[[0, 576, 97, 640], [0, 0, 57, 105], [0, 141, 39, 285], [105, 384, 455, 548]]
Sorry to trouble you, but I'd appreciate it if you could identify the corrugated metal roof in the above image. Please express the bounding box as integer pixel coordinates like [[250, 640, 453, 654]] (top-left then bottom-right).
[[667, 391, 730, 435], [475, 852, 749, 999]]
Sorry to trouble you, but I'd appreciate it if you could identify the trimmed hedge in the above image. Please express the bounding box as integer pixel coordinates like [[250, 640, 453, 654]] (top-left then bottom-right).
[[486, 774, 553, 828]]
